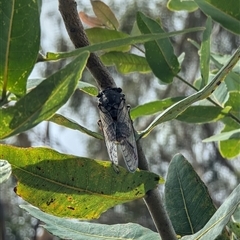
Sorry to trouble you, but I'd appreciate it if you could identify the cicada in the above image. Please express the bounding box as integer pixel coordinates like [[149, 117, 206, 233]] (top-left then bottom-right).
[[97, 87, 138, 173]]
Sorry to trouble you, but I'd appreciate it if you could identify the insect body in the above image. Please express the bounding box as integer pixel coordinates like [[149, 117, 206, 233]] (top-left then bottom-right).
[[97, 87, 138, 173]]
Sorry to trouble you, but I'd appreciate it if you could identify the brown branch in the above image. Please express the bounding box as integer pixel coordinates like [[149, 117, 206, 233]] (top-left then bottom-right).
[[58, 1, 176, 239], [58, 0, 116, 90]]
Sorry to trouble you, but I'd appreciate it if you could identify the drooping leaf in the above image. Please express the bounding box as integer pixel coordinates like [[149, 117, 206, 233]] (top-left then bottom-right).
[[0, 0, 40, 96], [130, 97, 184, 120], [1, 144, 161, 219], [91, 1, 119, 30], [194, 0, 240, 35], [46, 27, 205, 60], [0, 51, 89, 139], [136, 12, 180, 84], [181, 184, 240, 240], [100, 52, 151, 74], [48, 113, 103, 140], [0, 160, 12, 184], [199, 17, 212, 88], [167, 0, 198, 12], [85, 28, 130, 52], [20, 204, 161, 240], [165, 154, 216, 235]]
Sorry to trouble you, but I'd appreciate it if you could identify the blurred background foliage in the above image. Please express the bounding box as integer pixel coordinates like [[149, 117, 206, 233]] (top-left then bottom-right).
[[0, 0, 239, 239]]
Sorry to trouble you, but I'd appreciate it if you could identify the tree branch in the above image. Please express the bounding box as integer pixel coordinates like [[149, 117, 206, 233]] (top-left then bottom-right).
[[58, 1, 176, 239], [58, 0, 116, 90]]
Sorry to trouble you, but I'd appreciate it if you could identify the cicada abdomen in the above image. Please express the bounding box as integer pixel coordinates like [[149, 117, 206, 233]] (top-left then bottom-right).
[[97, 87, 138, 173]]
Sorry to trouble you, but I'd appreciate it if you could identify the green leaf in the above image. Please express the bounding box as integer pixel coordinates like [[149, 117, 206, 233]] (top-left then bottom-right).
[[181, 184, 240, 240], [167, 0, 198, 12], [199, 17, 212, 87], [194, 0, 240, 35], [203, 129, 240, 142], [48, 113, 103, 140], [0, 51, 89, 139], [78, 81, 98, 96], [100, 52, 151, 74], [136, 12, 180, 84], [46, 27, 205, 60], [176, 106, 230, 123], [130, 97, 184, 120], [1, 144, 161, 219], [21, 204, 161, 240], [91, 1, 119, 30], [85, 28, 130, 52], [165, 154, 216, 235], [140, 48, 240, 138], [219, 91, 240, 158], [0, 160, 12, 184], [0, 0, 40, 96]]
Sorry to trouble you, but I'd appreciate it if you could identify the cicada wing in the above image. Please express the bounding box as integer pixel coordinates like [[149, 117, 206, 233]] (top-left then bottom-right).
[[98, 109, 119, 172], [117, 102, 138, 172]]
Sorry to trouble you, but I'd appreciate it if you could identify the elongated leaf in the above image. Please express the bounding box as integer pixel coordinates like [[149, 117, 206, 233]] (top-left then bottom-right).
[[1, 144, 161, 219], [140, 47, 240, 138], [182, 184, 240, 240], [48, 113, 103, 140], [203, 129, 240, 142], [130, 97, 184, 120], [165, 154, 216, 235], [199, 17, 212, 87], [167, 0, 198, 12], [46, 27, 205, 60], [0, 0, 40, 96], [0, 160, 12, 184], [85, 28, 130, 52], [77, 81, 98, 96], [21, 204, 161, 240], [0, 51, 89, 139], [91, 1, 119, 30], [194, 0, 240, 34], [137, 12, 180, 83], [219, 91, 240, 158], [176, 106, 230, 123], [101, 52, 151, 74]]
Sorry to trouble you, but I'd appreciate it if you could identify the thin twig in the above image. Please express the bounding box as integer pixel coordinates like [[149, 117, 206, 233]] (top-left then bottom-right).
[[58, 0, 177, 239]]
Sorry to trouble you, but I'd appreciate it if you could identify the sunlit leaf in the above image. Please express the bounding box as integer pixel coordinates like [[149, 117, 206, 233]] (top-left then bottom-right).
[[194, 0, 240, 34], [167, 0, 198, 12], [78, 81, 98, 96], [0, 52, 89, 139], [91, 1, 119, 30], [137, 12, 180, 84], [165, 154, 216, 235], [219, 91, 240, 158], [0, 0, 40, 96], [1, 144, 161, 219], [100, 52, 151, 74], [21, 204, 161, 240], [48, 113, 103, 140], [203, 129, 240, 142]]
